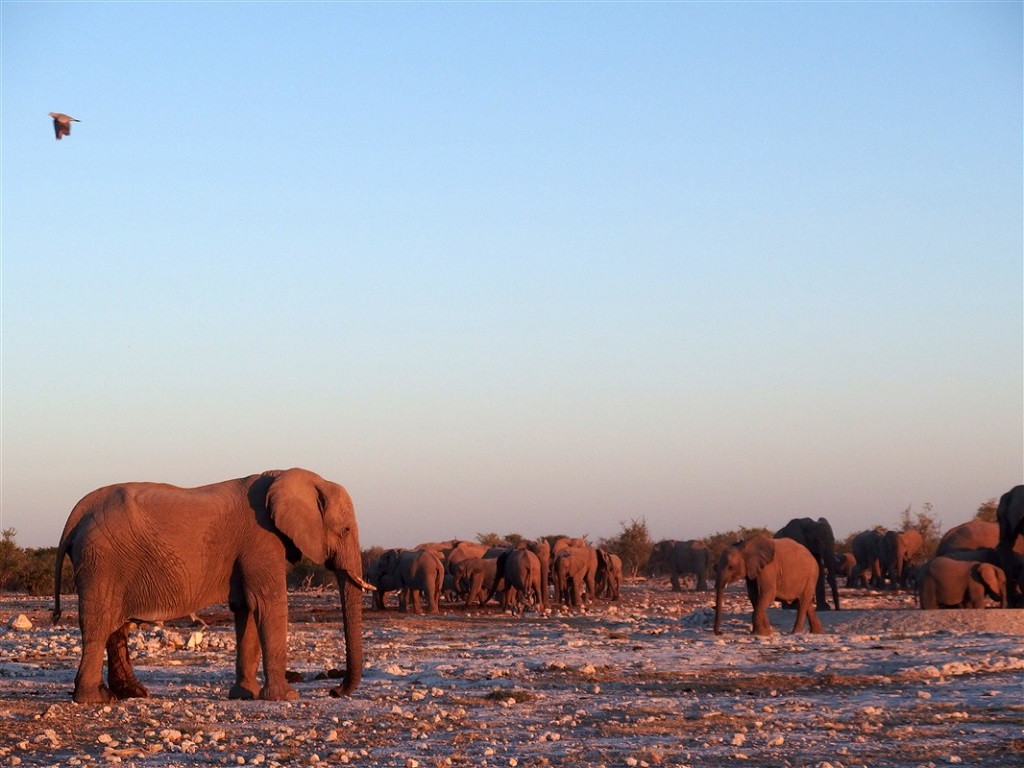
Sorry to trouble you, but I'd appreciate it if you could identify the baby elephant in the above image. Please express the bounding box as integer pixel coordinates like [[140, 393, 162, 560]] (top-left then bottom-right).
[[918, 557, 1007, 609]]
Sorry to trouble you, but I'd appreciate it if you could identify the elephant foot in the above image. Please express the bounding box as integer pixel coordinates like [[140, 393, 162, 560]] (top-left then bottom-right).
[[109, 679, 149, 700], [228, 684, 258, 700], [259, 683, 299, 701], [73, 683, 116, 705]]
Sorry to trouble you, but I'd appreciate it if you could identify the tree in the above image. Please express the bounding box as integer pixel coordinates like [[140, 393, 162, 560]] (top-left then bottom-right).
[[598, 518, 653, 577], [0, 528, 22, 591], [475, 532, 507, 548], [899, 502, 943, 560], [975, 498, 998, 522]]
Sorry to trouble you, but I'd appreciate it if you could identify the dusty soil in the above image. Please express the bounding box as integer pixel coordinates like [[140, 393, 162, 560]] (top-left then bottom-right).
[[1, 584, 1021, 767]]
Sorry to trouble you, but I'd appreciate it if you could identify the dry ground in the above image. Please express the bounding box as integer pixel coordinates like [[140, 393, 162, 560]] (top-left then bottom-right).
[[1, 583, 1021, 767]]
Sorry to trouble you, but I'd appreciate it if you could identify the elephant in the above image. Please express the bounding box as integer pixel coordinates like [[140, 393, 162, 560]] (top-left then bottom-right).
[[879, 529, 923, 590], [996, 485, 1024, 607], [452, 556, 501, 609], [836, 552, 864, 588], [497, 549, 542, 613], [596, 549, 623, 600], [52, 468, 368, 704], [516, 539, 551, 610], [367, 552, 404, 611], [918, 557, 1007, 609], [937, 520, 1000, 555], [552, 546, 594, 608], [551, 539, 598, 606], [647, 539, 710, 592], [851, 529, 885, 588], [774, 517, 841, 610], [714, 535, 824, 636], [445, 543, 491, 576], [369, 549, 444, 614]]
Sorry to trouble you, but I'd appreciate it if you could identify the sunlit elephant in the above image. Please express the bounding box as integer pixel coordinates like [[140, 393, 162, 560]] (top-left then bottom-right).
[[517, 539, 551, 610], [851, 529, 885, 588], [370, 548, 444, 614], [497, 549, 542, 613], [647, 539, 710, 591], [937, 520, 1000, 555], [774, 517, 840, 610], [552, 546, 592, 607], [551, 539, 598, 606], [879, 529, 923, 590], [52, 468, 368, 704], [445, 543, 491, 576], [996, 485, 1024, 607], [452, 556, 501, 609], [918, 556, 1007, 609], [714, 535, 823, 636], [596, 548, 623, 600]]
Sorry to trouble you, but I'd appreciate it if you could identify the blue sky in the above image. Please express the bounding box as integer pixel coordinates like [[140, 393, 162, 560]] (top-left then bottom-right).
[[2, 2, 1021, 550]]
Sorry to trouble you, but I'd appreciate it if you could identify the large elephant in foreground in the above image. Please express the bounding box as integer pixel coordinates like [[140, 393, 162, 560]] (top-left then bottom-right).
[[774, 517, 840, 610], [996, 485, 1024, 607], [918, 557, 1007, 609], [647, 539, 710, 591], [879, 529, 923, 590], [714, 535, 823, 636], [53, 469, 368, 704]]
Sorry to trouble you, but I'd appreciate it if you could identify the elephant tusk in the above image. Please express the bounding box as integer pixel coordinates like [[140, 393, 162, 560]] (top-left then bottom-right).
[[342, 569, 376, 591]]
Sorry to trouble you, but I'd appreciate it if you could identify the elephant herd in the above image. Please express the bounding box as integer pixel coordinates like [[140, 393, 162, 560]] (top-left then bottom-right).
[[366, 537, 623, 615], [49, 468, 1024, 705], [840, 486, 1024, 610]]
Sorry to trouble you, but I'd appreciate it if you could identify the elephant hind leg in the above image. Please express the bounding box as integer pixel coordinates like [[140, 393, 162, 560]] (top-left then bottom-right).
[[73, 641, 115, 704], [795, 600, 824, 634], [106, 622, 148, 699]]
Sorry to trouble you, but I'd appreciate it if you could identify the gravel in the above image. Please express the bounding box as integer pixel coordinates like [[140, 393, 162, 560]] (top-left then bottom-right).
[[1, 584, 1021, 767]]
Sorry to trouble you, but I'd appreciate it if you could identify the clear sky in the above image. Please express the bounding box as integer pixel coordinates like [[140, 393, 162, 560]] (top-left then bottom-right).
[[1, 2, 1021, 550]]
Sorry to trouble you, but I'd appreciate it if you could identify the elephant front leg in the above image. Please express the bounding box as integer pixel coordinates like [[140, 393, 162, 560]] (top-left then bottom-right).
[[106, 622, 148, 699], [255, 601, 298, 701], [229, 606, 261, 700], [749, 583, 773, 636]]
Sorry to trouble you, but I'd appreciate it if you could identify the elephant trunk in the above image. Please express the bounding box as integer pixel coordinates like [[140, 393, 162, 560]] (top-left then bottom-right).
[[331, 569, 364, 696]]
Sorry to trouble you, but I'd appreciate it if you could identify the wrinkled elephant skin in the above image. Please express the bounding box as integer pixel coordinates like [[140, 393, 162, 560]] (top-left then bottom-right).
[[53, 469, 365, 704]]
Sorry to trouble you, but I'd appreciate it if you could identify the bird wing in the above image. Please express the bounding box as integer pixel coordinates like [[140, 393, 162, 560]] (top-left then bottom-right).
[[52, 117, 63, 139]]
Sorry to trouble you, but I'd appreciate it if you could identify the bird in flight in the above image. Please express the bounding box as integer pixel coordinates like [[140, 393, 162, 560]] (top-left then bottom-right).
[[49, 112, 80, 140]]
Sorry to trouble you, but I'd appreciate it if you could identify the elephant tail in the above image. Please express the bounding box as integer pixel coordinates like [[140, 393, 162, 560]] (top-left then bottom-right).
[[52, 535, 69, 625]]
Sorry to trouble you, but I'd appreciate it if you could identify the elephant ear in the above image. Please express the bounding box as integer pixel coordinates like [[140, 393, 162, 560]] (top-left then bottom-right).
[[744, 537, 775, 579], [266, 468, 327, 564]]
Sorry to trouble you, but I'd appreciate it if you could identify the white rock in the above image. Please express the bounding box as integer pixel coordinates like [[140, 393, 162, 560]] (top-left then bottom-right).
[[9, 614, 32, 631]]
